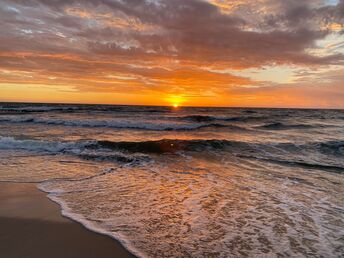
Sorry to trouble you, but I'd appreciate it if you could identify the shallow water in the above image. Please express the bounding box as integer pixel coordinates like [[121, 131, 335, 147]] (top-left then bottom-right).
[[0, 103, 343, 257]]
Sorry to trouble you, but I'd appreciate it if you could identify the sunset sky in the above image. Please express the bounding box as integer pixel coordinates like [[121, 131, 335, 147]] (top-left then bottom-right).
[[0, 0, 343, 108]]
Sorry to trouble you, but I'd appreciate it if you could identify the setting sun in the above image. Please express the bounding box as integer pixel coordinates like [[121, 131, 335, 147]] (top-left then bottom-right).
[[167, 95, 185, 108]]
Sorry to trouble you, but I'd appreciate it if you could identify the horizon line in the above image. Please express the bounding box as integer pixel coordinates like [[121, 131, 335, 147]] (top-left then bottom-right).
[[0, 100, 343, 110]]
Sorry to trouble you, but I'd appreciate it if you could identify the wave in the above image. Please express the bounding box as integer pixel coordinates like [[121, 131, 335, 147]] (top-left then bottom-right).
[[94, 138, 344, 154], [0, 116, 246, 131], [74, 151, 151, 164], [240, 155, 344, 174], [1, 136, 342, 172], [2, 135, 343, 156], [256, 122, 314, 130], [224, 116, 268, 122], [0, 136, 150, 164], [0, 106, 79, 113], [180, 115, 268, 122], [196, 123, 245, 130], [37, 191, 145, 258], [0, 104, 172, 114], [0, 136, 80, 153], [180, 115, 216, 122], [276, 159, 344, 174], [317, 140, 344, 156], [94, 139, 249, 154], [0, 136, 246, 154]]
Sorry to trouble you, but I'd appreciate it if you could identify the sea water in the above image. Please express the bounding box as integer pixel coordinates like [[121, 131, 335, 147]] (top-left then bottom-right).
[[0, 103, 343, 257]]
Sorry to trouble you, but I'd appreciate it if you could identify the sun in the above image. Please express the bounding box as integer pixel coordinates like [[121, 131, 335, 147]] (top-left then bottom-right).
[[166, 95, 185, 108]]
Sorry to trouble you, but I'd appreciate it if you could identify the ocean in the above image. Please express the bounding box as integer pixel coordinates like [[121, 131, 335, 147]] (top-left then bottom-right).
[[0, 102, 343, 257]]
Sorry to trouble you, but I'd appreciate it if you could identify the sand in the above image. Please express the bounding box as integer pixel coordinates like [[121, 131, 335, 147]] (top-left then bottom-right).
[[0, 182, 136, 258]]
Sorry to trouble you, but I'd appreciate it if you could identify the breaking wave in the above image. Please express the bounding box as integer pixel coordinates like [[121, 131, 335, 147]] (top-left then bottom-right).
[[2, 135, 343, 156], [1, 135, 343, 173], [0, 136, 150, 165], [94, 139, 244, 154]]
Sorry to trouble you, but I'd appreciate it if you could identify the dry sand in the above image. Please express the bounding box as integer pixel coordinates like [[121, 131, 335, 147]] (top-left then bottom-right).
[[0, 182, 136, 258]]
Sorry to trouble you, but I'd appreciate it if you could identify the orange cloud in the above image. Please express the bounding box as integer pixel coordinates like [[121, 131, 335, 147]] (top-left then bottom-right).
[[0, 0, 343, 108]]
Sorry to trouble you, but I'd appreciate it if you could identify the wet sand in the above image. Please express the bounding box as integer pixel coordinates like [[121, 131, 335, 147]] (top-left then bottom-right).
[[0, 183, 136, 258]]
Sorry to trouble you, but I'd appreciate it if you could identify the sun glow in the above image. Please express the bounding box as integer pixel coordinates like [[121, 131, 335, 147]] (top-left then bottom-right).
[[166, 95, 185, 108], [1, 0, 343, 109]]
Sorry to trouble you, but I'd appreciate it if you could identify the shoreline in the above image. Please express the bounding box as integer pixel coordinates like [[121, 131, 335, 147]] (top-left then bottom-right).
[[0, 182, 136, 258]]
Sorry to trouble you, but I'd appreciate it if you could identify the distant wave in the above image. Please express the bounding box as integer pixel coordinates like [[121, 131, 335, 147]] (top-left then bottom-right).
[[180, 115, 268, 122], [0, 116, 246, 131], [224, 116, 268, 122], [0, 105, 171, 113], [243, 110, 257, 114], [180, 115, 216, 122], [256, 122, 314, 130], [0, 106, 79, 113]]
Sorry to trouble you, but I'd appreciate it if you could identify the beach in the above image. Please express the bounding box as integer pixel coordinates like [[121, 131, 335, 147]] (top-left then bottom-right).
[[0, 182, 135, 258], [1, 0, 344, 256]]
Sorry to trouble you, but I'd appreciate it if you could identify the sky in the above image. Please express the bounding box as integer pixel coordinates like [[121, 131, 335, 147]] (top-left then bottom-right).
[[0, 0, 343, 108]]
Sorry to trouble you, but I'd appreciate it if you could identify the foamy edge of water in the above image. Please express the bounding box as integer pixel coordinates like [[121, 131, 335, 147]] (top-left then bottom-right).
[[37, 184, 145, 258]]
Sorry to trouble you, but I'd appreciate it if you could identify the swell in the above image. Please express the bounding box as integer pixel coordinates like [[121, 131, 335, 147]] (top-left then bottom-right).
[[180, 115, 268, 122], [256, 122, 316, 130], [0, 106, 78, 113], [0, 116, 246, 131], [0, 105, 170, 114]]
